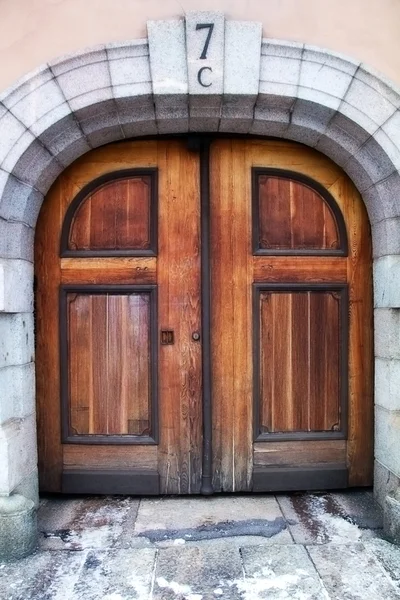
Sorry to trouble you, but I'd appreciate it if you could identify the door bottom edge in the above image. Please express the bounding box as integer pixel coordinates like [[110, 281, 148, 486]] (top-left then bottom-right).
[[62, 469, 160, 495], [252, 464, 348, 492]]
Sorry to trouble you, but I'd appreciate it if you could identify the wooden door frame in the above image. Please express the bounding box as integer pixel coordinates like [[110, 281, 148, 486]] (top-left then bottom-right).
[[34, 135, 373, 494]]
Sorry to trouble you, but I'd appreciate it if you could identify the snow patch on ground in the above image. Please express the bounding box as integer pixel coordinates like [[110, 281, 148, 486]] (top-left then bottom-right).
[[155, 577, 203, 599], [316, 512, 361, 543], [299, 495, 362, 543], [228, 566, 329, 600], [128, 573, 154, 599]]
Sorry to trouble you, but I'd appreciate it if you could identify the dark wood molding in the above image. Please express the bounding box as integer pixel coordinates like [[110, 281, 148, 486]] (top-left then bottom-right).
[[252, 464, 348, 491], [60, 169, 158, 258], [251, 168, 349, 257], [62, 469, 160, 494], [252, 282, 349, 442], [197, 137, 214, 495], [59, 284, 159, 445]]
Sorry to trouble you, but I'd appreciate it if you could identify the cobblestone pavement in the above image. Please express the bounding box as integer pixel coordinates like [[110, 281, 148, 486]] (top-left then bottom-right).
[[1, 490, 400, 599]]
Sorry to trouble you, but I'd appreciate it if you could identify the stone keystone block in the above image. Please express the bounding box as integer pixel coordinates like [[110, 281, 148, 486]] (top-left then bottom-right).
[[185, 11, 225, 97]]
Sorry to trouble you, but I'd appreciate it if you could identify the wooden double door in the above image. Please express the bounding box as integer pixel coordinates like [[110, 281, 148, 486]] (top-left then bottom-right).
[[36, 139, 373, 495]]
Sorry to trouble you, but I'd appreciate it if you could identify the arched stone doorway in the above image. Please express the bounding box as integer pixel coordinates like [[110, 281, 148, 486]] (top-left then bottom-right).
[[1, 13, 400, 557]]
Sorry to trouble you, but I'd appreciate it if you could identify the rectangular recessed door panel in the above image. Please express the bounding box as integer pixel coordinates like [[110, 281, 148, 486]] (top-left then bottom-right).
[[255, 285, 348, 440], [62, 287, 157, 444]]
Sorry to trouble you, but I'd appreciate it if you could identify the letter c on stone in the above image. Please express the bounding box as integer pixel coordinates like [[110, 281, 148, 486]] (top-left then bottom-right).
[[197, 66, 213, 88]]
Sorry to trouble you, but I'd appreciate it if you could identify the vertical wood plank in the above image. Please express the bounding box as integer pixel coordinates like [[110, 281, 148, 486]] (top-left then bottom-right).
[[308, 291, 341, 433], [231, 141, 253, 491], [309, 292, 327, 431], [291, 292, 310, 430], [68, 294, 91, 435], [157, 141, 202, 494], [115, 179, 129, 250], [35, 179, 64, 491], [126, 295, 151, 435], [259, 293, 274, 433], [137, 295, 151, 434], [324, 292, 340, 431], [126, 179, 151, 250], [107, 294, 123, 435], [211, 140, 252, 492], [341, 176, 373, 485], [210, 142, 230, 491], [259, 177, 291, 248], [323, 202, 339, 250], [292, 183, 325, 248], [69, 198, 91, 250], [91, 295, 108, 433], [271, 293, 293, 432]]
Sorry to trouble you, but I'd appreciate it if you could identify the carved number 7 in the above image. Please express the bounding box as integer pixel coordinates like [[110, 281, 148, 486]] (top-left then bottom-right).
[[196, 23, 214, 60]]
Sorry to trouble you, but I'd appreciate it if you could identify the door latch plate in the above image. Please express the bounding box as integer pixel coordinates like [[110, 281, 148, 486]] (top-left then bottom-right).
[[161, 330, 174, 345]]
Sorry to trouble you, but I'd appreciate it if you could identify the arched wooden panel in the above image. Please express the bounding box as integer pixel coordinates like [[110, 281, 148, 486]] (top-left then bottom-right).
[[61, 170, 157, 257], [252, 170, 348, 255]]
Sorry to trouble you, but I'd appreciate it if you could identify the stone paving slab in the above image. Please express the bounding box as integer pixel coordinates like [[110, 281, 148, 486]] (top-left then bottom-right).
[[0, 550, 88, 599], [72, 548, 156, 600], [0, 548, 156, 600], [133, 496, 291, 545], [240, 544, 327, 599], [308, 543, 400, 599], [277, 492, 381, 545], [38, 496, 138, 550], [135, 496, 284, 531], [153, 545, 243, 599]]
